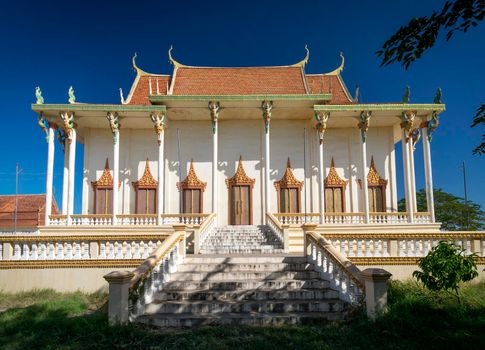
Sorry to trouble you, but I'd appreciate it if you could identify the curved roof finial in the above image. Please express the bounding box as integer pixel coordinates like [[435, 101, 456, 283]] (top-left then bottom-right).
[[325, 52, 345, 75], [132, 52, 149, 75], [291, 45, 310, 67], [168, 45, 188, 68]]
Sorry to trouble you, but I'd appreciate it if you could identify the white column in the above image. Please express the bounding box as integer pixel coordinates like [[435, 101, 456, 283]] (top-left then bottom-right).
[[62, 144, 69, 215], [265, 126, 270, 218], [361, 138, 370, 223], [67, 128, 77, 225], [408, 140, 417, 212], [157, 130, 164, 220], [421, 127, 435, 222], [318, 139, 325, 224], [212, 122, 218, 214], [44, 126, 55, 226], [401, 130, 414, 223], [112, 129, 120, 225]]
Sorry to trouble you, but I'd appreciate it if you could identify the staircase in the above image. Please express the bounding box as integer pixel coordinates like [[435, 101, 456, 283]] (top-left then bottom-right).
[[136, 255, 350, 327], [199, 225, 284, 254]]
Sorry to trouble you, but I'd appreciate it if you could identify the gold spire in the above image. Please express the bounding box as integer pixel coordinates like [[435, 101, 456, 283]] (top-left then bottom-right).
[[177, 159, 207, 190], [92, 158, 113, 188], [275, 157, 304, 189], [324, 157, 348, 187], [133, 159, 158, 188], [367, 157, 388, 186], [226, 156, 255, 187], [325, 52, 345, 75]]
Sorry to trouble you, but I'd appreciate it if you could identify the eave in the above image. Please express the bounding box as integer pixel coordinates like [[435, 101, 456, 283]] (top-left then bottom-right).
[[32, 104, 167, 115], [149, 94, 332, 103], [314, 103, 446, 113]]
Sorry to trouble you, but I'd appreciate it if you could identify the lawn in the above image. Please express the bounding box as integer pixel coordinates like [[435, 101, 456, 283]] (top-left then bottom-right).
[[0, 281, 484, 350]]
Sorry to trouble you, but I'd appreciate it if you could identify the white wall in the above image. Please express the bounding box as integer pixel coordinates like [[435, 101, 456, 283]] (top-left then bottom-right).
[[82, 121, 397, 223]]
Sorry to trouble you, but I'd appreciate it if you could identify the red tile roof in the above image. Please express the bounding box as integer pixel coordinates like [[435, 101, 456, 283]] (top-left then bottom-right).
[[172, 66, 307, 95], [126, 63, 355, 104], [0, 194, 58, 229]]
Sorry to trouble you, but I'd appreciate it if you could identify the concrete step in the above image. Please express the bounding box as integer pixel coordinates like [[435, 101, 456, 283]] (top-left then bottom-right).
[[183, 255, 306, 264], [199, 249, 286, 255], [163, 279, 330, 291], [170, 270, 321, 282], [177, 262, 313, 272], [145, 299, 345, 314], [155, 288, 340, 302], [136, 311, 343, 327]]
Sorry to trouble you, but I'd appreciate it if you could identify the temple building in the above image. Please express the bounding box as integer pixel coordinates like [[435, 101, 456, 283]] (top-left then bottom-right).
[[32, 47, 444, 231]]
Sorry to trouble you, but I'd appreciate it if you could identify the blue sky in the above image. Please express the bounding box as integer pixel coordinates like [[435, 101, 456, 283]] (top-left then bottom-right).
[[0, 0, 483, 212]]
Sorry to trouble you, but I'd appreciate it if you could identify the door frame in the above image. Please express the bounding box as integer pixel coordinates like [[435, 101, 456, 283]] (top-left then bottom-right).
[[225, 156, 255, 225]]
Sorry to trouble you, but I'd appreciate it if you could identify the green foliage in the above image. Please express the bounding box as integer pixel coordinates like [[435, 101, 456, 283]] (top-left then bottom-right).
[[471, 103, 485, 155], [1, 284, 485, 349], [398, 188, 485, 230], [377, 0, 485, 155], [376, 0, 485, 69], [413, 241, 478, 302]]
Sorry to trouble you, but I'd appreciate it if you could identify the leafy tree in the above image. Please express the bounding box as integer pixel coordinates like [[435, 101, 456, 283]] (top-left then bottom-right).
[[398, 188, 485, 230], [413, 241, 478, 304], [376, 0, 485, 154]]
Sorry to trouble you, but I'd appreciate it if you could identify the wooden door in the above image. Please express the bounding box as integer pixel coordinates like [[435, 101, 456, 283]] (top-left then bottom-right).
[[136, 189, 157, 214], [230, 185, 251, 225], [368, 186, 384, 212], [94, 188, 112, 214], [325, 187, 344, 213], [183, 189, 202, 214], [279, 188, 300, 213]]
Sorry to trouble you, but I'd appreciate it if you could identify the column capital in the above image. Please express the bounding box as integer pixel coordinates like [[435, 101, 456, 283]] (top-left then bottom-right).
[[314, 111, 329, 144], [106, 112, 120, 144], [208, 101, 220, 134], [400, 110, 416, 142], [59, 111, 76, 144], [261, 100, 272, 133], [38, 113, 57, 143], [420, 111, 440, 143], [358, 110, 372, 142], [150, 112, 166, 145]]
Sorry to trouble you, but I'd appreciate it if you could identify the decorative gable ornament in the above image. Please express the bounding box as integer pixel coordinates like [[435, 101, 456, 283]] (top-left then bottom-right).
[[367, 157, 388, 186], [274, 158, 303, 190], [226, 156, 255, 188], [133, 159, 158, 189], [177, 160, 206, 191], [91, 159, 113, 189], [324, 158, 348, 187]]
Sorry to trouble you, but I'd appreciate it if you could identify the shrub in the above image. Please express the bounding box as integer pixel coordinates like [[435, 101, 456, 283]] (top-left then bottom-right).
[[412, 241, 478, 303]]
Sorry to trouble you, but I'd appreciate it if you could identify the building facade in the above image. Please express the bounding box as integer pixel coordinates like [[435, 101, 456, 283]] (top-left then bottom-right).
[[33, 48, 443, 228]]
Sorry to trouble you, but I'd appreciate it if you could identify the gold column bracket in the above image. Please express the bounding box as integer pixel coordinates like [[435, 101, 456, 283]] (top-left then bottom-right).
[[314, 111, 330, 144], [150, 112, 166, 145], [358, 111, 372, 142]]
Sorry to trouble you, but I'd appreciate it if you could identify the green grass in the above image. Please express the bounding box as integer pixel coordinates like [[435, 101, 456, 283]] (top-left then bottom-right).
[[0, 281, 484, 349]]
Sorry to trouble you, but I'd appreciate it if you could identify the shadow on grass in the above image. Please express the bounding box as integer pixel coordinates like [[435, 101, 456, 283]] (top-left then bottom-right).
[[1, 282, 484, 350]]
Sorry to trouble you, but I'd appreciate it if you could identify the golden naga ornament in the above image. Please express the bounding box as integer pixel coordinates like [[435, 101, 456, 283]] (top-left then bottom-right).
[[150, 112, 166, 145], [274, 158, 303, 189], [324, 158, 348, 187], [177, 160, 206, 191], [367, 157, 388, 186], [314, 111, 329, 144], [226, 156, 255, 188], [133, 159, 158, 188]]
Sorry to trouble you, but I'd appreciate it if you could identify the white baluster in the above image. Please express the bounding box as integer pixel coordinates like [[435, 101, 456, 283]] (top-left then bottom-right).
[[406, 240, 414, 257], [21, 243, 29, 260], [357, 240, 364, 257], [57, 243, 64, 259], [39, 243, 47, 259], [73, 242, 82, 259], [82, 242, 90, 259], [47, 243, 55, 259], [115, 242, 123, 259], [124, 242, 132, 259], [65, 243, 73, 259], [399, 240, 405, 257], [13, 243, 21, 259], [383, 240, 389, 257], [99, 242, 106, 259], [107, 242, 115, 259], [133, 242, 141, 259], [365, 240, 372, 257], [374, 240, 381, 257], [30, 244, 38, 259], [141, 242, 149, 259]]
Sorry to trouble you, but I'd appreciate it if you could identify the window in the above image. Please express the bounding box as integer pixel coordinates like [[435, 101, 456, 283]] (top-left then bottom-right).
[[324, 158, 348, 213], [274, 158, 303, 214], [366, 157, 388, 212], [178, 160, 206, 214], [132, 159, 158, 214], [91, 159, 114, 214]]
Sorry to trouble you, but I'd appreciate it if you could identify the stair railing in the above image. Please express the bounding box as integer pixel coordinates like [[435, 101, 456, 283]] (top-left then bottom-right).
[[266, 213, 287, 250], [194, 213, 216, 253], [305, 230, 364, 304], [128, 225, 186, 320]]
